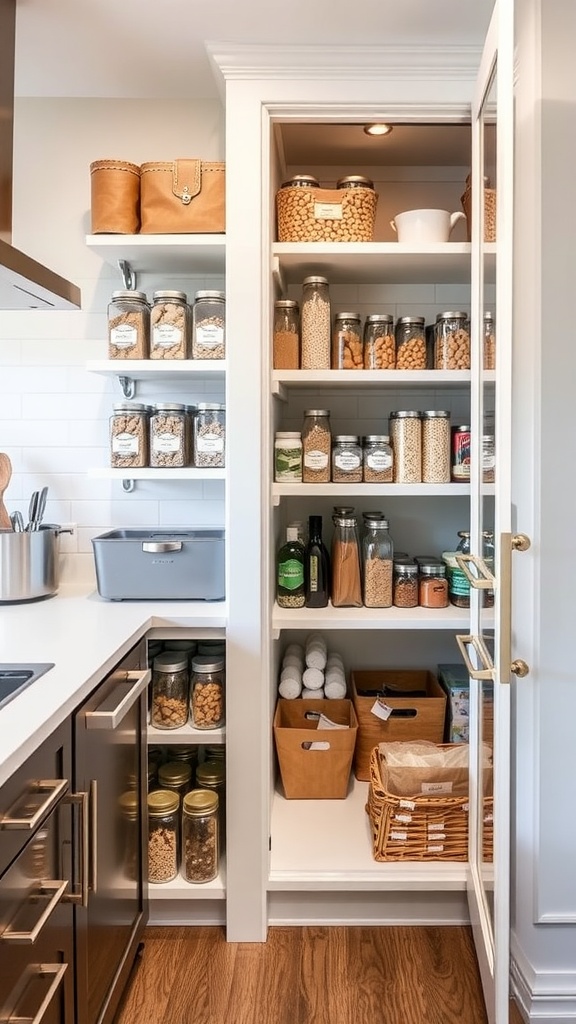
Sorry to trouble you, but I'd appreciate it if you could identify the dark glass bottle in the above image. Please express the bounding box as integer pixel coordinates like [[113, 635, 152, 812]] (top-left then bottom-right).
[[304, 515, 330, 608], [276, 526, 305, 608]]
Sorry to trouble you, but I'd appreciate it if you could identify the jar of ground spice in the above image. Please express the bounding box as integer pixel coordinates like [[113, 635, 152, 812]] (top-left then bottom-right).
[[147, 790, 179, 883], [362, 435, 393, 482], [273, 300, 300, 369], [332, 435, 362, 483], [301, 277, 331, 369], [108, 289, 150, 360], [182, 790, 219, 884], [393, 560, 419, 608], [418, 561, 449, 608], [331, 511, 362, 608], [362, 515, 394, 608], [302, 409, 331, 483]]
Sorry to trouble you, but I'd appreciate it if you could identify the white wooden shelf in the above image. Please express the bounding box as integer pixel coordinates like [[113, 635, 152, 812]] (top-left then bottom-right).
[[272, 242, 483, 286], [88, 468, 226, 481], [272, 482, 477, 505], [148, 856, 226, 901], [272, 369, 489, 397], [87, 359, 226, 380], [147, 722, 225, 744], [272, 602, 485, 636], [86, 234, 226, 275], [269, 780, 467, 891]]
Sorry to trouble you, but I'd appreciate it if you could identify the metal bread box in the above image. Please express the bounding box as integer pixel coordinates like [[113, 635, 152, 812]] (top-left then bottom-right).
[[92, 528, 225, 600]]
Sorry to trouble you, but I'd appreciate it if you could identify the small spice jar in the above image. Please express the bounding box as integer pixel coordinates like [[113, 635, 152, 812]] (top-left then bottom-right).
[[389, 410, 422, 483], [483, 312, 496, 370], [434, 311, 470, 370], [182, 790, 219, 884], [192, 290, 226, 360], [451, 425, 471, 482], [363, 434, 393, 482], [301, 277, 331, 370], [150, 290, 189, 360], [274, 432, 303, 482], [196, 760, 226, 847], [395, 316, 427, 370], [151, 652, 189, 730], [110, 402, 148, 469], [147, 789, 179, 883], [149, 403, 188, 468], [482, 435, 496, 483], [331, 312, 363, 369], [418, 561, 449, 608], [190, 657, 225, 730], [362, 515, 394, 609], [273, 300, 300, 369], [108, 289, 150, 360], [393, 560, 419, 609], [193, 403, 226, 468], [302, 409, 331, 483], [421, 410, 451, 484], [363, 314, 395, 369], [332, 435, 362, 483], [157, 761, 192, 805]]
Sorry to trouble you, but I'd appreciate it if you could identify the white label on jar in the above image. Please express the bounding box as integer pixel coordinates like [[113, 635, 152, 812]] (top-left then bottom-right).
[[367, 451, 393, 471], [152, 324, 183, 348], [153, 432, 180, 453], [483, 455, 496, 470], [110, 324, 137, 349], [334, 452, 361, 471], [112, 432, 139, 455], [304, 450, 329, 470], [197, 432, 224, 454], [313, 201, 343, 221], [197, 324, 224, 348]]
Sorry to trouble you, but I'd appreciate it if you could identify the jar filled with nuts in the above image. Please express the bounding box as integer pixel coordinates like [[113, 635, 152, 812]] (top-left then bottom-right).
[[302, 409, 331, 483], [363, 314, 395, 369], [483, 312, 496, 370], [273, 299, 300, 369], [332, 435, 362, 483], [150, 403, 188, 468], [192, 290, 226, 360], [393, 560, 419, 608], [332, 312, 363, 369], [395, 316, 427, 370], [362, 515, 394, 609], [193, 403, 226, 468], [301, 276, 331, 369], [182, 789, 219, 884], [147, 789, 179, 883], [190, 656, 225, 730], [110, 402, 148, 469], [434, 311, 470, 370], [196, 760, 226, 848], [389, 410, 422, 483], [151, 652, 189, 730], [108, 289, 150, 360], [150, 290, 189, 360], [421, 410, 451, 484], [362, 435, 393, 482]]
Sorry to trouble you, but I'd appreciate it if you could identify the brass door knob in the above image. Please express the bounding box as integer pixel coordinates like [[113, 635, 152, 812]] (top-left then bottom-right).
[[511, 659, 530, 677], [512, 534, 531, 552]]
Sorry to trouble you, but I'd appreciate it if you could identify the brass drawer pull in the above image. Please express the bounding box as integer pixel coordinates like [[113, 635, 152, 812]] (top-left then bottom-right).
[[85, 669, 150, 730], [455, 553, 495, 589], [0, 963, 67, 1024], [1, 881, 68, 944], [0, 779, 69, 831]]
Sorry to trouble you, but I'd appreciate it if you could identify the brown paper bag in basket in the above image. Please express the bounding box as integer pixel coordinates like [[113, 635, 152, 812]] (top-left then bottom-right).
[[140, 159, 225, 234]]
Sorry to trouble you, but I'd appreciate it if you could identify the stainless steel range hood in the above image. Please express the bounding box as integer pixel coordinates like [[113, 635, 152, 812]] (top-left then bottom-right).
[[0, 0, 81, 310]]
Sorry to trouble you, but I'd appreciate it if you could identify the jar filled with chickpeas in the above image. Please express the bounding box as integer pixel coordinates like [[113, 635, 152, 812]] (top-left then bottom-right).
[[302, 409, 331, 483], [421, 410, 451, 484], [362, 435, 393, 482], [395, 316, 427, 370], [483, 312, 496, 370], [332, 435, 363, 483], [389, 410, 422, 483], [150, 290, 189, 360], [332, 312, 363, 369], [434, 311, 470, 370], [363, 314, 395, 369], [301, 276, 331, 369]]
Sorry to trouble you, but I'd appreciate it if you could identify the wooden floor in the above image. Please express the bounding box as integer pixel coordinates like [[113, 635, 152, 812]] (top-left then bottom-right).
[[114, 925, 509, 1024]]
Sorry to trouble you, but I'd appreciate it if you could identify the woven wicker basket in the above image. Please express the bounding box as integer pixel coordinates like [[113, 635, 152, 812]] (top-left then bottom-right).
[[461, 185, 497, 243], [276, 184, 378, 243]]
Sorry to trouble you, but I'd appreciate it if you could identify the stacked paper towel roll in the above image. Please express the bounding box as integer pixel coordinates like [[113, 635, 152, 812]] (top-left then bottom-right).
[[278, 633, 346, 699]]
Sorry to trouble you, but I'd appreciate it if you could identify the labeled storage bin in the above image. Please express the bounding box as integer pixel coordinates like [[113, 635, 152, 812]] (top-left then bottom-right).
[[350, 669, 447, 781], [273, 698, 358, 799], [276, 181, 378, 242]]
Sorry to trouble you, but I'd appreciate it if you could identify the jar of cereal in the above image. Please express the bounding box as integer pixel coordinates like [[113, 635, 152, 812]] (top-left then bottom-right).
[[150, 290, 189, 360], [193, 404, 226, 468], [108, 289, 149, 360], [363, 314, 395, 369], [331, 312, 363, 369], [149, 403, 188, 468], [190, 657, 225, 730], [192, 291, 226, 360], [395, 316, 427, 369]]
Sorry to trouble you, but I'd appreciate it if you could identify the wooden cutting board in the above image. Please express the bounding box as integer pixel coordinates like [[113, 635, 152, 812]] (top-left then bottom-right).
[[0, 453, 12, 529]]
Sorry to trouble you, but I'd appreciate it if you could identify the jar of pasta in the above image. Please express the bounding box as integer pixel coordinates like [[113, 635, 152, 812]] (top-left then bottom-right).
[[150, 290, 189, 359], [148, 790, 179, 883], [395, 316, 427, 369], [331, 312, 363, 369], [108, 290, 150, 360], [434, 311, 470, 370], [363, 314, 395, 369], [150, 403, 188, 468]]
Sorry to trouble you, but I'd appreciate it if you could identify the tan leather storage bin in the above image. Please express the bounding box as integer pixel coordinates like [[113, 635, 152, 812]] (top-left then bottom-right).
[[140, 159, 225, 234], [90, 159, 140, 234]]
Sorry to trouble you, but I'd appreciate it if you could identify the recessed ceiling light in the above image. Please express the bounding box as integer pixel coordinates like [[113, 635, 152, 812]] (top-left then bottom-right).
[[363, 123, 393, 137]]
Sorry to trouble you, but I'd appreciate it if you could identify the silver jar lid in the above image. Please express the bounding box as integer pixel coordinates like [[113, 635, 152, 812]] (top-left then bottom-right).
[[419, 562, 447, 576], [196, 403, 225, 411], [302, 276, 329, 286], [336, 175, 374, 189], [281, 174, 320, 188], [421, 410, 450, 419], [152, 290, 187, 302], [389, 410, 421, 419], [333, 435, 360, 444], [394, 561, 419, 574], [304, 409, 330, 417], [152, 403, 186, 412], [191, 656, 225, 673], [396, 316, 425, 326], [363, 435, 390, 444], [436, 310, 468, 320], [275, 299, 299, 309], [113, 402, 147, 412], [110, 289, 148, 303], [334, 311, 361, 321], [365, 313, 394, 324], [364, 517, 389, 529], [332, 515, 357, 527], [194, 290, 225, 300], [452, 424, 471, 432], [153, 652, 188, 673]]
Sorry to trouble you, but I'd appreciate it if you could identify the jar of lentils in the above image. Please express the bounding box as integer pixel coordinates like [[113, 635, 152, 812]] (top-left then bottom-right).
[[363, 434, 393, 482], [182, 790, 219, 884], [108, 289, 150, 360], [273, 299, 300, 369], [110, 402, 148, 469], [147, 790, 179, 883], [190, 656, 225, 730], [332, 435, 362, 483], [362, 515, 394, 608], [331, 312, 363, 369], [389, 410, 422, 483], [395, 316, 427, 370], [194, 403, 226, 468], [150, 403, 188, 468], [192, 290, 226, 360], [434, 311, 470, 370], [150, 290, 189, 360], [484, 311, 496, 370], [393, 560, 419, 608], [421, 410, 451, 483], [302, 409, 331, 483], [151, 651, 189, 730], [301, 276, 331, 369], [363, 313, 395, 369]]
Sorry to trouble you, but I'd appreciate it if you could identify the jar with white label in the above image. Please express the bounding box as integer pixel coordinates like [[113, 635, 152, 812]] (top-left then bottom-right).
[[332, 435, 362, 483], [194, 403, 226, 468], [302, 409, 331, 483], [110, 403, 148, 469], [108, 290, 149, 360], [482, 435, 496, 483], [362, 435, 393, 482], [192, 291, 226, 360], [389, 410, 422, 483], [150, 403, 188, 468], [301, 277, 331, 369], [150, 290, 189, 360], [274, 432, 303, 482]]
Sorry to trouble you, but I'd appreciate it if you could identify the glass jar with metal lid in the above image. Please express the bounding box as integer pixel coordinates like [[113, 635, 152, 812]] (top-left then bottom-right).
[[302, 409, 331, 483], [363, 313, 395, 369], [280, 174, 320, 189], [389, 410, 422, 483], [336, 175, 375, 190], [418, 561, 449, 609], [157, 761, 192, 805], [182, 790, 219, 883], [363, 435, 393, 482], [393, 560, 419, 609], [192, 290, 226, 360], [331, 435, 362, 483], [190, 657, 225, 730], [362, 515, 394, 609], [273, 299, 300, 370], [149, 403, 188, 468], [168, 744, 199, 775], [443, 531, 471, 608], [151, 651, 189, 730], [434, 311, 470, 370], [108, 289, 150, 360], [147, 789, 179, 883], [150, 290, 189, 360], [331, 511, 362, 608], [395, 316, 427, 370], [196, 760, 226, 846], [110, 402, 148, 469], [301, 277, 331, 369], [483, 311, 496, 370], [331, 311, 363, 369], [421, 410, 451, 483], [193, 403, 225, 468]]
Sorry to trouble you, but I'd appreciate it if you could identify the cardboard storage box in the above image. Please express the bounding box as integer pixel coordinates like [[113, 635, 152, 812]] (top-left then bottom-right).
[[273, 699, 358, 799], [350, 670, 447, 782], [437, 663, 494, 745]]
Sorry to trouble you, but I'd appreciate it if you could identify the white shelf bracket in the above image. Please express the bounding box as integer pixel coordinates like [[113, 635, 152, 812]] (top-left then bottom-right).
[[271, 255, 285, 298], [118, 375, 136, 399], [122, 479, 136, 493], [271, 380, 287, 402], [117, 259, 137, 290]]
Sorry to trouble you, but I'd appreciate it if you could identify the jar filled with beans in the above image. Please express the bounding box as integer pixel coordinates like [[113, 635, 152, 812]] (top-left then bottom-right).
[[150, 290, 189, 360], [182, 790, 219, 884], [190, 657, 225, 730], [395, 316, 427, 370], [301, 276, 331, 369], [151, 652, 189, 729], [434, 311, 470, 370], [363, 314, 395, 369], [362, 515, 394, 608], [331, 312, 363, 369], [150, 403, 188, 468], [389, 410, 422, 483], [194, 403, 225, 468], [108, 289, 150, 360], [192, 290, 226, 360], [483, 312, 496, 370], [421, 410, 451, 483], [273, 299, 300, 369], [302, 409, 331, 483], [393, 560, 419, 608], [332, 435, 362, 483], [110, 402, 148, 469], [362, 435, 393, 482], [147, 790, 179, 883], [482, 434, 496, 483]]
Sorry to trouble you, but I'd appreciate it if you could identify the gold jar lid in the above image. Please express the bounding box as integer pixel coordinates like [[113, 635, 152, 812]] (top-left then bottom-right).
[[158, 762, 192, 787], [196, 761, 226, 785], [119, 790, 139, 820], [183, 789, 219, 815], [147, 789, 179, 816]]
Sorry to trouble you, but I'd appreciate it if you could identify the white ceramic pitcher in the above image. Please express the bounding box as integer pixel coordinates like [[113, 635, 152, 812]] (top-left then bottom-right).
[[390, 208, 466, 243]]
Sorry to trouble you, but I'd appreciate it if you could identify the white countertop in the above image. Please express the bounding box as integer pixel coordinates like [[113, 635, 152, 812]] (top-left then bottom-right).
[[0, 584, 227, 787]]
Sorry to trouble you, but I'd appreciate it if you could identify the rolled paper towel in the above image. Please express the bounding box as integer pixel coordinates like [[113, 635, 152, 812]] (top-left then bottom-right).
[[326, 652, 344, 668], [305, 640, 327, 670], [285, 643, 304, 659], [279, 675, 302, 699], [302, 667, 324, 690], [283, 653, 304, 672], [302, 687, 325, 699], [324, 677, 347, 699]]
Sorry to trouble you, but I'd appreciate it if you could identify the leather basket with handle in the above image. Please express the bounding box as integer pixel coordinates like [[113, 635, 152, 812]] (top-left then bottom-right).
[[140, 159, 225, 233]]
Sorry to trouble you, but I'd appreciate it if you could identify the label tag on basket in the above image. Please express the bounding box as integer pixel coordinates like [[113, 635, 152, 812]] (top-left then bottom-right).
[[314, 201, 343, 221], [427, 844, 445, 853], [390, 830, 407, 841], [421, 781, 453, 795], [371, 699, 393, 721], [317, 713, 349, 730]]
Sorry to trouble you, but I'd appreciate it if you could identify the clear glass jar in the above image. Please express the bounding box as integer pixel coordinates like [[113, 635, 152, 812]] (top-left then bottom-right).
[[110, 402, 148, 469], [484, 312, 496, 370], [331, 512, 362, 608], [363, 434, 393, 482], [336, 175, 375, 190], [302, 409, 331, 483], [418, 562, 449, 608], [443, 531, 471, 608], [421, 410, 451, 484], [196, 760, 226, 847], [108, 289, 149, 360], [193, 403, 226, 468], [393, 560, 419, 609], [118, 791, 139, 882], [192, 290, 226, 360], [273, 300, 300, 370], [157, 761, 192, 803], [182, 790, 219, 884], [482, 434, 496, 483], [150, 290, 189, 360], [151, 652, 189, 730], [147, 789, 179, 883], [331, 312, 363, 369], [190, 657, 225, 730], [301, 276, 331, 369], [434, 311, 471, 370], [362, 516, 394, 608], [149, 403, 188, 468], [389, 410, 422, 483], [331, 434, 362, 483], [482, 530, 495, 608], [395, 316, 427, 370], [363, 314, 395, 369], [281, 174, 320, 188], [274, 432, 302, 482], [451, 424, 471, 482]]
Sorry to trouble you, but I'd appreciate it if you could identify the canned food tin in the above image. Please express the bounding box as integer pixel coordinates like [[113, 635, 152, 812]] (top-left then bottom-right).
[[451, 424, 471, 482]]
